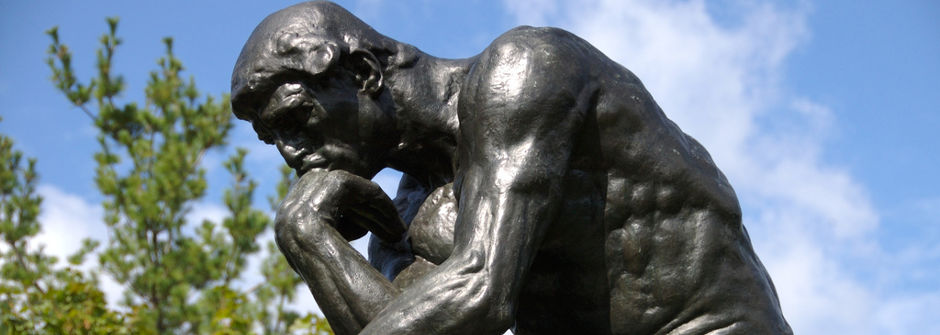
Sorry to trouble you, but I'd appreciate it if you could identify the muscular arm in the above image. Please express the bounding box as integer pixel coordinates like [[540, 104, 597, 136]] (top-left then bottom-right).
[[277, 172, 455, 335], [360, 36, 590, 334], [275, 170, 406, 335]]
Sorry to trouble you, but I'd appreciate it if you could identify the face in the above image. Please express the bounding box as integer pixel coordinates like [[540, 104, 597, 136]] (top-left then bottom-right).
[[232, 12, 396, 178], [233, 69, 392, 178]]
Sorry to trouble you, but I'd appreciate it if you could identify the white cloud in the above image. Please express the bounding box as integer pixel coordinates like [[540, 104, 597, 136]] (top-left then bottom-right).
[[34, 184, 122, 307], [875, 293, 940, 335], [34, 185, 106, 263], [500, 0, 936, 333], [33, 186, 263, 310], [32, 173, 376, 320], [185, 201, 229, 226]]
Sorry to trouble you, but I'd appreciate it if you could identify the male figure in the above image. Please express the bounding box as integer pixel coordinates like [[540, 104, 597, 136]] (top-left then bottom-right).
[[232, 2, 792, 334]]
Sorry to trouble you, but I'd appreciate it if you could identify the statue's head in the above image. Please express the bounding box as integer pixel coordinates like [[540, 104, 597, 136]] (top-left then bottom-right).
[[232, 1, 402, 177]]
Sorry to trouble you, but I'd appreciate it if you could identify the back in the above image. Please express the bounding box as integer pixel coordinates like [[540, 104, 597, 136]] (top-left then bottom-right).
[[470, 26, 792, 334]]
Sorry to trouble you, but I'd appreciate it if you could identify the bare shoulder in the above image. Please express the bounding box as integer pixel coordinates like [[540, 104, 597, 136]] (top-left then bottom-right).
[[460, 26, 604, 127], [470, 26, 597, 84], [486, 26, 597, 59]]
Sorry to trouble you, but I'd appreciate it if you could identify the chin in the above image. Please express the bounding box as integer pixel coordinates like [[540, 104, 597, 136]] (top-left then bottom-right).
[[320, 147, 386, 178]]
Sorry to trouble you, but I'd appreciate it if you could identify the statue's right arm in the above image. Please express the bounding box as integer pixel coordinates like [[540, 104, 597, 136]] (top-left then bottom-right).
[[273, 169, 405, 335]]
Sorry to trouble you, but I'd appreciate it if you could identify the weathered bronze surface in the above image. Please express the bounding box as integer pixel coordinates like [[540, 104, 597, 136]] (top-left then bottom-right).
[[232, 2, 792, 334]]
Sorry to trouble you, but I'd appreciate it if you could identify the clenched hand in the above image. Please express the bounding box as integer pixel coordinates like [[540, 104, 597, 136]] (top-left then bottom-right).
[[277, 169, 406, 242]]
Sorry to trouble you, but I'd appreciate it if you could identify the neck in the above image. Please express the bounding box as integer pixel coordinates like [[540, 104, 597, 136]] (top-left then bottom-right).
[[382, 53, 473, 187]]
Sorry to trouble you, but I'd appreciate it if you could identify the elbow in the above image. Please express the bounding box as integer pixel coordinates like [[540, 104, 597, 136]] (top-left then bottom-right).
[[273, 206, 328, 254]]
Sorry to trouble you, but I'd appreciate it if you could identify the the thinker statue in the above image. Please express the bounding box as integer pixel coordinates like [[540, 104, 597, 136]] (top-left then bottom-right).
[[232, 2, 792, 334]]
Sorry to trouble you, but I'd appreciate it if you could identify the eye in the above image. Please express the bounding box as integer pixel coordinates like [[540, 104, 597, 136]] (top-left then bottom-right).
[[260, 83, 314, 130]]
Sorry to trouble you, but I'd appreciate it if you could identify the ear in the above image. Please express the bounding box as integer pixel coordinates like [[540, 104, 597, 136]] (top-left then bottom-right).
[[349, 49, 383, 97]]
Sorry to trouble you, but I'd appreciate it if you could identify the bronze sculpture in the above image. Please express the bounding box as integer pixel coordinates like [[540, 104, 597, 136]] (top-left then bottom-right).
[[232, 2, 792, 334]]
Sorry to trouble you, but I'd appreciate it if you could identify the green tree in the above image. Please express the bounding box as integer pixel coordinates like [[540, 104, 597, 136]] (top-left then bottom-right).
[[0, 117, 125, 334], [40, 18, 333, 334]]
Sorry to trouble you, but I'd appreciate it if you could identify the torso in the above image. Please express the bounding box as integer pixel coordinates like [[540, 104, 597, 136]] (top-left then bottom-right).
[[376, 26, 790, 335]]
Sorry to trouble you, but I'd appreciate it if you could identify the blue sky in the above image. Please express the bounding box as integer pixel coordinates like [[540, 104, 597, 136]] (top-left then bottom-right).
[[1, 0, 938, 333]]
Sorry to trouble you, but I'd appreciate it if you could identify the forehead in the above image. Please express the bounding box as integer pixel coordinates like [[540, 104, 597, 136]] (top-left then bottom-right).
[[231, 6, 330, 117]]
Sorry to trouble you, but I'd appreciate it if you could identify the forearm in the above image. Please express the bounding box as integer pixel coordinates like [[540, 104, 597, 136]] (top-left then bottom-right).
[[274, 168, 411, 334], [276, 215, 400, 335], [359, 251, 505, 335]]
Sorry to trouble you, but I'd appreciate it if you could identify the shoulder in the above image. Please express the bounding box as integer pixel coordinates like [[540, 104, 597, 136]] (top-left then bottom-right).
[[461, 26, 597, 113], [488, 26, 585, 52], [477, 26, 593, 73]]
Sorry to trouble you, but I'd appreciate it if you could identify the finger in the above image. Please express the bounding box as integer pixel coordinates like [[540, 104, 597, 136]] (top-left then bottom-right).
[[344, 203, 406, 242], [326, 170, 406, 239], [328, 170, 387, 199], [353, 188, 407, 239], [335, 217, 369, 241]]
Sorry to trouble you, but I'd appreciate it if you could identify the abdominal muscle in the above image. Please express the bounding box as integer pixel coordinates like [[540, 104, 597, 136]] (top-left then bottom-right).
[[605, 176, 787, 334]]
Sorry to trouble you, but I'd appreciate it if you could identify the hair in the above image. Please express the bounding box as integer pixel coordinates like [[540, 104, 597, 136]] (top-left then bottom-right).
[[232, 1, 417, 104]]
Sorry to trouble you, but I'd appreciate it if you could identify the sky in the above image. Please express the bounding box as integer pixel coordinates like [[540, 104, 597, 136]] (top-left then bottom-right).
[[1, 0, 938, 333]]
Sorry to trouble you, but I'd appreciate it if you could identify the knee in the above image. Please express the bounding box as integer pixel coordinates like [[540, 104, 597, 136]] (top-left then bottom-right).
[[273, 214, 299, 252], [468, 274, 516, 331], [449, 251, 516, 330]]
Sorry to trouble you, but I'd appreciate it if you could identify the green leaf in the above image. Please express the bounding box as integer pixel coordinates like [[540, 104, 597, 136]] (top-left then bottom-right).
[[36, 17, 333, 335]]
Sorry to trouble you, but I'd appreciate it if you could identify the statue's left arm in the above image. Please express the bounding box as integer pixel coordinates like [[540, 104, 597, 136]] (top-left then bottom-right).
[[360, 38, 590, 334]]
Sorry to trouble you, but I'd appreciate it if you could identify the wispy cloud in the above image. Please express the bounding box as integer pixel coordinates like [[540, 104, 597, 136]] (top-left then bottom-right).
[[502, 0, 936, 333], [35, 184, 105, 263], [184, 201, 230, 227], [35, 184, 122, 308], [33, 184, 343, 315]]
